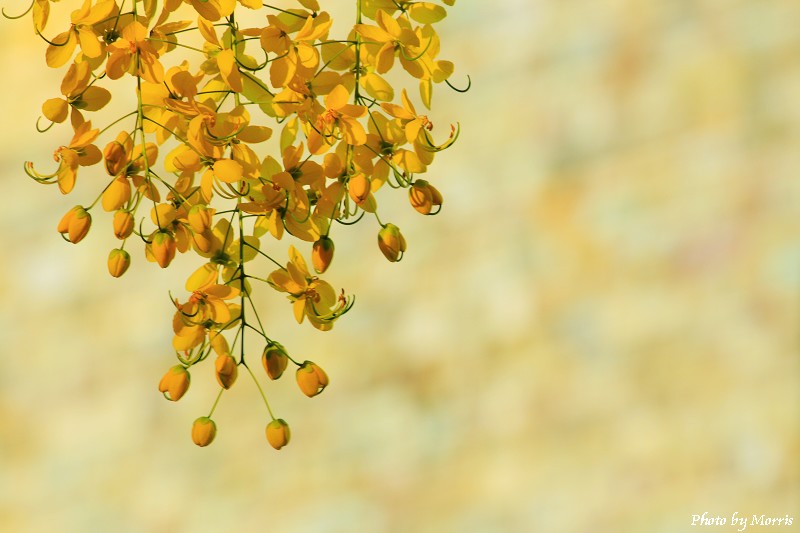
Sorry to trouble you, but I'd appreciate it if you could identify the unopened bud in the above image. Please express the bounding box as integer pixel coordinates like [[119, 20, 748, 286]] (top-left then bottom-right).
[[296, 360, 329, 397], [262, 343, 288, 380], [214, 354, 238, 389], [312, 236, 335, 274], [104, 140, 128, 176], [409, 180, 433, 214], [57, 205, 92, 244], [409, 180, 441, 215], [152, 230, 177, 268], [158, 365, 190, 401], [348, 173, 371, 204], [266, 418, 290, 450], [377, 223, 406, 262], [191, 416, 217, 447], [107, 248, 131, 278], [112, 210, 134, 239]]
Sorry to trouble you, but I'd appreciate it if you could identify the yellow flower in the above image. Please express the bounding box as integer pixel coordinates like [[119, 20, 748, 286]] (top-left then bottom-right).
[[106, 21, 164, 84], [381, 89, 432, 144], [41, 60, 111, 125], [158, 365, 191, 401], [355, 10, 420, 75], [296, 361, 328, 397], [267, 245, 352, 330], [45, 0, 119, 68], [266, 418, 291, 450], [260, 14, 333, 88], [306, 84, 367, 155], [27, 119, 101, 195], [191, 417, 217, 447]]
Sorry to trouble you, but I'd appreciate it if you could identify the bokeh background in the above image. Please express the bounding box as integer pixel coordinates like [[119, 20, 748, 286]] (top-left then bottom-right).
[[1, 1, 799, 532]]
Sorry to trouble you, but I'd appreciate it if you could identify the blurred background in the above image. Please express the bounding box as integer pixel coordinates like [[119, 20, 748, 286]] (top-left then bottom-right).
[[1, 1, 799, 532]]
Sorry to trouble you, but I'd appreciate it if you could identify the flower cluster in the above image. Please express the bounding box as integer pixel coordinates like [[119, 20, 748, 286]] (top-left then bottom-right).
[[10, 0, 465, 448]]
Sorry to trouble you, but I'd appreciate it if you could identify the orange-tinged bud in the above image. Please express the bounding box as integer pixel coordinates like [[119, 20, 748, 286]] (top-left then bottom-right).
[[158, 365, 190, 401], [188, 204, 213, 234], [377, 223, 406, 262], [312, 236, 335, 274], [296, 361, 329, 397], [266, 418, 290, 450], [214, 354, 238, 389], [152, 230, 177, 268], [107, 248, 131, 278], [348, 173, 370, 204], [104, 139, 128, 176], [191, 416, 216, 447], [112, 210, 134, 239], [58, 206, 92, 244], [409, 180, 433, 214], [262, 343, 288, 380]]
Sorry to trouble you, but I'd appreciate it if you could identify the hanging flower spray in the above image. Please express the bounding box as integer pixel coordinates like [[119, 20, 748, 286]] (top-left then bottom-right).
[[6, 0, 468, 448]]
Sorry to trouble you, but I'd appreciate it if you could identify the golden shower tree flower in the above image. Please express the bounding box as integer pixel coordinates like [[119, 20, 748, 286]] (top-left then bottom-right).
[[41, 60, 111, 126], [26, 118, 100, 194], [267, 245, 352, 331], [106, 20, 165, 84], [306, 84, 367, 155], [44, 0, 118, 68], [11, 0, 465, 448]]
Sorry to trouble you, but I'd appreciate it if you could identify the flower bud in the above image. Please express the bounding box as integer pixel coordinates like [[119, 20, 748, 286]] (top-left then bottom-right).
[[348, 173, 371, 204], [152, 230, 177, 268], [191, 416, 217, 447], [113, 210, 134, 239], [188, 204, 213, 234], [296, 361, 329, 397], [409, 180, 433, 214], [214, 354, 238, 389], [104, 139, 128, 176], [158, 365, 190, 401], [266, 418, 291, 450], [107, 248, 131, 278], [57, 206, 92, 244], [409, 180, 441, 215], [312, 236, 335, 274], [262, 343, 288, 380], [377, 223, 406, 262]]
